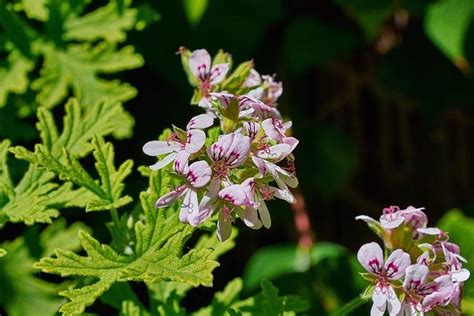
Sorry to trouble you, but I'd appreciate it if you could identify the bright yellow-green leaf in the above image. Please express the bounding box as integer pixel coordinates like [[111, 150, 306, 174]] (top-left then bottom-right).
[[425, 0, 474, 62], [182, 0, 209, 26], [0, 50, 34, 107]]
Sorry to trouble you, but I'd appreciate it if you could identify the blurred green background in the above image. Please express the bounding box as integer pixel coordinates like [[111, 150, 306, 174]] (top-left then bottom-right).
[[2, 0, 474, 314]]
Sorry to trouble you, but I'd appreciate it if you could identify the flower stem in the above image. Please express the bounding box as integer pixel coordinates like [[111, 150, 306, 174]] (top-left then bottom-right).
[[330, 295, 369, 316]]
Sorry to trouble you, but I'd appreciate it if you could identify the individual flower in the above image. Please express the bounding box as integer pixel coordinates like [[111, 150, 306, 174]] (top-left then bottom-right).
[[143, 115, 209, 171], [246, 71, 283, 106], [357, 242, 411, 316], [188, 49, 229, 101], [155, 160, 212, 225], [208, 131, 251, 178]]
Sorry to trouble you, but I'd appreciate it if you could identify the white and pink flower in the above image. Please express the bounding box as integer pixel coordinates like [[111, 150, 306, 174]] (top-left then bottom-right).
[[155, 160, 212, 225], [357, 242, 410, 316]]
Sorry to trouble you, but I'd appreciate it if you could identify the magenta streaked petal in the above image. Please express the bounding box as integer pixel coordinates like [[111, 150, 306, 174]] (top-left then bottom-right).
[[210, 132, 250, 168], [143, 140, 180, 156], [384, 249, 411, 280], [155, 185, 187, 208], [149, 152, 177, 170], [403, 264, 429, 291], [209, 92, 234, 107], [188, 49, 211, 80], [422, 275, 455, 310], [187, 113, 215, 130], [210, 63, 229, 84], [262, 118, 285, 142], [219, 184, 252, 207], [185, 129, 206, 154], [187, 160, 212, 188], [357, 242, 384, 275], [174, 150, 190, 174]]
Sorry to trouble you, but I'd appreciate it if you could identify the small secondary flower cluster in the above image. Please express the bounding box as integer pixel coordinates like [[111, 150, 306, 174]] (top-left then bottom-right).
[[356, 206, 470, 315], [143, 48, 298, 241]]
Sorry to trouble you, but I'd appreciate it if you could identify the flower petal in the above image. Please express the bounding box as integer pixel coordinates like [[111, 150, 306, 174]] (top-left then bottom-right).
[[219, 184, 252, 206], [370, 303, 385, 316], [422, 275, 454, 310], [209, 132, 251, 168], [187, 160, 212, 188], [149, 152, 177, 170], [372, 284, 388, 308], [417, 227, 442, 236], [403, 264, 429, 291], [380, 214, 405, 230], [143, 140, 180, 156], [188, 49, 211, 80], [179, 188, 199, 223], [384, 249, 411, 280], [452, 268, 470, 282], [155, 185, 187, 208], [210, 63, 229, 84], [269, 185, 295, 203], [357, 242, 384, 275], [385, 286, 401, 315], [185, 129, 206, 154], [244, 69, 262, 87], [236, 207, 262, 230], [262, 118, 285, 142], [187, 113, 215, 130], [174, 150, 190, 174], [256, 144, 291, 162]]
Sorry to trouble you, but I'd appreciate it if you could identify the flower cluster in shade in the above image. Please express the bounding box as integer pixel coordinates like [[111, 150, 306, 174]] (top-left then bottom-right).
[[356, 206, 470, 316], [142, 48, 298, 241]]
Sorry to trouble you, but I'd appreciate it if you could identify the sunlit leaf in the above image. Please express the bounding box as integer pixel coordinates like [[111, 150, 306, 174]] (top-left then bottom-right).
[[425, 0, 474, 62], [182, 0, 209, 26]]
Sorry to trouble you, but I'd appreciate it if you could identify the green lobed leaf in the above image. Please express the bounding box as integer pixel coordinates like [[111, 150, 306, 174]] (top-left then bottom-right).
[[35, 169, 220, 315], [33, 43, 143, 109], [0, 50, 34, 107], [193, 278, 243, 316], [425, 0, 474, 62], [120, 300, 150, 316], [0, 220, 87, 316], [2, 98, 133, 225], [64, 1, 137, 43], [19, 0, 48, 21]]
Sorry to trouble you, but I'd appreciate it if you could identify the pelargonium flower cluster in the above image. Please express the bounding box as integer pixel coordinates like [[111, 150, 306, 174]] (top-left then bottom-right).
[[143, 48, 298, 241], [356, 206, 470, 315]]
